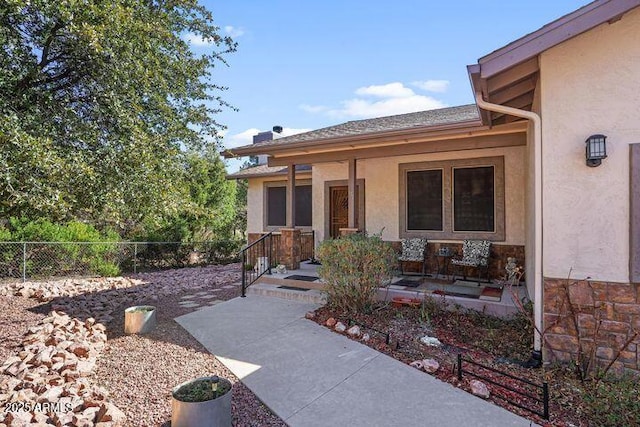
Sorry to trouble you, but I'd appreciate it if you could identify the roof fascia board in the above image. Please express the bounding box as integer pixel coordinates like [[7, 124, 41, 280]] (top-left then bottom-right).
[[267, 127, 527, 167], [225, 170, 311, 180], [479, 0, 639, 78]]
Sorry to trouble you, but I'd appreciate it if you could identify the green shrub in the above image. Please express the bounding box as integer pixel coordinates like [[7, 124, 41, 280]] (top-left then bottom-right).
[[317, 232, 396, 313], [3, 218, 121, 277], [583, 373, 640, 426]]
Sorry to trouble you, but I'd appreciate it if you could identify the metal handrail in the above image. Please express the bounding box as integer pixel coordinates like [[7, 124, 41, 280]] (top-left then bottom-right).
[[240, 232, 273, 297]]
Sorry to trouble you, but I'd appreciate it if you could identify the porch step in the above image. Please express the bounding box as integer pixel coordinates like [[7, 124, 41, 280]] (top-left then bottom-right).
[[246, 282, 327, 305]]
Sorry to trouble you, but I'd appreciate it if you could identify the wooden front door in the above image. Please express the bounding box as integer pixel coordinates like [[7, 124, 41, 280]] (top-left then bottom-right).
[[329, 186, 360, 238]]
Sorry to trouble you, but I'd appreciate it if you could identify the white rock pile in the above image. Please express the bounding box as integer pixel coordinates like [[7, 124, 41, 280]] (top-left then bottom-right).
[[0, 311, 125, 426]]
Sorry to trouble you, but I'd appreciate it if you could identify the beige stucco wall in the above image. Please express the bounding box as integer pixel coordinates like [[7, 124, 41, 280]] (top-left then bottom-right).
[[539, 7, 640, 283], [312, 146, 526, 245], [245, 174, 312, 234]]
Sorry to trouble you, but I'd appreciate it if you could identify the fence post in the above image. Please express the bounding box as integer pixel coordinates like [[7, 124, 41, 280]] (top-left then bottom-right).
[[457, 354, 463, 381], [134, 243, 138, 274], [268, 233, 272, 275], [542, 382, 549, 420], [241, 249, 246, 298], [22, 242, 27, 282]]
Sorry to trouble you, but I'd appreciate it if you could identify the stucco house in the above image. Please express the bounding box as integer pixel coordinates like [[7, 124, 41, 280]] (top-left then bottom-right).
[[225, 0, 640, 371]]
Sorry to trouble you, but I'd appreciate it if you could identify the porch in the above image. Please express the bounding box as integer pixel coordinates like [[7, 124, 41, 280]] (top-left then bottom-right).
[[248, 260, 526, 318]]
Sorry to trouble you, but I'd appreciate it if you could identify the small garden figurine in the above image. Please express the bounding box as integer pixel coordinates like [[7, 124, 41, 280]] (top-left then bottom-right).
[[505, 257, 523, 285]]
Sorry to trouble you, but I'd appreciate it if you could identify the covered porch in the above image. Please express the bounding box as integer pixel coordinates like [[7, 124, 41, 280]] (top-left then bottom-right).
[[249, 260, 526, 318]]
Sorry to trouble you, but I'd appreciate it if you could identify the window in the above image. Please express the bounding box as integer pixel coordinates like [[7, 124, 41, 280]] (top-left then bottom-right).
[[453, 166, 495, 232], [267, 187, 286, 227], [264, 181, 312, 229], [406, 170, 443, 231], [399, 157, 504, 240]]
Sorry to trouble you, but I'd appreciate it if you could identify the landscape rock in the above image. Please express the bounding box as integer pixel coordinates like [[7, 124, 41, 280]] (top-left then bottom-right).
[[346, 325, 361, 337], [419, 336, 442, 347], [361, 333, 370, 342], [325, 317, 337, 327], [470, 380, 490, 399], [304, 311, 316, 320], [334, 322, 346, 332], [422, 359, 440, 373]]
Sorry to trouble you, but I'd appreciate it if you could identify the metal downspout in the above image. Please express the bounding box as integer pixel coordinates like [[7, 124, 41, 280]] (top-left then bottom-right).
[[474, 91, 543, 354]]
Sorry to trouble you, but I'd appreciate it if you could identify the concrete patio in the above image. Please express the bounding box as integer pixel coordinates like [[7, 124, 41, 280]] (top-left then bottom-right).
[[251, 260, 526, 317]]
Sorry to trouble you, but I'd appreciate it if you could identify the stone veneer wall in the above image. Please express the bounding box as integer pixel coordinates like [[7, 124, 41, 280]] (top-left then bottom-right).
[[543, 278, 639, 372], [390, 241, 525, 282]]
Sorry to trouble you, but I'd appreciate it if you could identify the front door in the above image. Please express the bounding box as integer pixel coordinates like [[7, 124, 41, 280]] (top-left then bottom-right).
[[329, 186, 360, 238]]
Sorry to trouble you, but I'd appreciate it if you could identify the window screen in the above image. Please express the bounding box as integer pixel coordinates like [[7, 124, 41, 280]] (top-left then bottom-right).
[[295, 185, 312, 227], [406, 170, 443, 230], [453, 166, 495, 232], [267, 187, 286, 226]]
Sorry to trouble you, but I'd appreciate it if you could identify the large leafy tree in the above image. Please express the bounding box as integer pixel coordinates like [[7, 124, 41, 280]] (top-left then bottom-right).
[[0, 0, 236, 235]]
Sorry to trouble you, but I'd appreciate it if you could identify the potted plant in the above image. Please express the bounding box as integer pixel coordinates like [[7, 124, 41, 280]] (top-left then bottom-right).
[[171, 376, 232, 427], [124, 305, 157, 334]]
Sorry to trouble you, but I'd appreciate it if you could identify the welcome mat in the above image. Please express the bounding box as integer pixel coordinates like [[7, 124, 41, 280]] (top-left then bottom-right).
[[278, 285, 310, 292], [284, 275, 319, 282], [393, 278, 422, 288]]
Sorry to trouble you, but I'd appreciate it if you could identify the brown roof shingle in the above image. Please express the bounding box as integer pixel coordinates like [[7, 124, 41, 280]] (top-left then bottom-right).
[[225, 104, 479, 154]]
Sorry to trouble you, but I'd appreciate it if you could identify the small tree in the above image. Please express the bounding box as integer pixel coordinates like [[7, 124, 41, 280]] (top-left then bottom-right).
[[317, 232, 397, 313]]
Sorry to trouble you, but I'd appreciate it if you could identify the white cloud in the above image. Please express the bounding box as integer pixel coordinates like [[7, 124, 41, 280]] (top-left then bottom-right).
[[331, 96, 446, 119], [183, 32, 216, 47], [224, 25, 245, 38], [276, 127, 312, 138], [223, 127, 311, 150], [302, 82, 448, 119], [412, 79, 450, 93], [223, 128, 260, 149], [354, 82, 414, 98]]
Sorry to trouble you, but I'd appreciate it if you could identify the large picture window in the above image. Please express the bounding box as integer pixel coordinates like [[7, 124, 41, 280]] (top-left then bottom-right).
[[399, 157, 504, 240], [264, 181, 312, 229]]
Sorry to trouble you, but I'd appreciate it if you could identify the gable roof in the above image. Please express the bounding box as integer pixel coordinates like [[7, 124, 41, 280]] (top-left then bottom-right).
[[469, 0, 640, 125], [223, 105, 479, 158]]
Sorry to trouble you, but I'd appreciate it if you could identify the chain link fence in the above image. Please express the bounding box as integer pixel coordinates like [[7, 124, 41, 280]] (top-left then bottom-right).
[[0, 240, 242, 282]]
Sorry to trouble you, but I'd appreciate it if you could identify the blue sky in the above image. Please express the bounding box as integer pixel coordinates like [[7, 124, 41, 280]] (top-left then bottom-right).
[[195, 1, 589, 171]]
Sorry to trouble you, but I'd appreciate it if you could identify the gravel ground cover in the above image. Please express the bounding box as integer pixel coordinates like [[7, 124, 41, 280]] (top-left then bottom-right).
[[0, 264, 287, 427]]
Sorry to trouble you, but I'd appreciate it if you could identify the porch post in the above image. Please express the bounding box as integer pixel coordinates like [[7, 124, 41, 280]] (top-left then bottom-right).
[[347, 158, 356, 229], [286, 163, 296, 228]]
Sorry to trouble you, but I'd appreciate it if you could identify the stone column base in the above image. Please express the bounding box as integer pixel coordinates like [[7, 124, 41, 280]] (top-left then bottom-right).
[[280, 228, 301, 270]]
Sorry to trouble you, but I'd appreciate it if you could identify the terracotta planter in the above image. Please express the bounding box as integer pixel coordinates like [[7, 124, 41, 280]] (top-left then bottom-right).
[[391, 297, 422, 308], [172, 376, 232, 427], [124, 305, 157, 334]]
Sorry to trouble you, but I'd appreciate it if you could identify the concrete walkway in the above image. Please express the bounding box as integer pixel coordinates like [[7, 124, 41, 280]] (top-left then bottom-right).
[[176, 296, 535, 427]]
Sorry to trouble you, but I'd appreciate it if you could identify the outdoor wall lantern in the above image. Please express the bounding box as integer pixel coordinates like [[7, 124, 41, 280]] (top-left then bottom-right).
[[585, 134, 607, 167]]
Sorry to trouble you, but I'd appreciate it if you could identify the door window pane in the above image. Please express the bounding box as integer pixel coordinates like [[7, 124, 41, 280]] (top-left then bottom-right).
[[453, 166, 495, 232], [406, 170, 443, 230]]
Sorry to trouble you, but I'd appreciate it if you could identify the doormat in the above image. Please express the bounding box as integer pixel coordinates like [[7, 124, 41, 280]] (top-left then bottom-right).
[[423, 282, 483, 298], [393, 278, 422, 288], [284, 275, 319, 282], [278, 285, 310, 292], [479, 286, 503, 302]]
